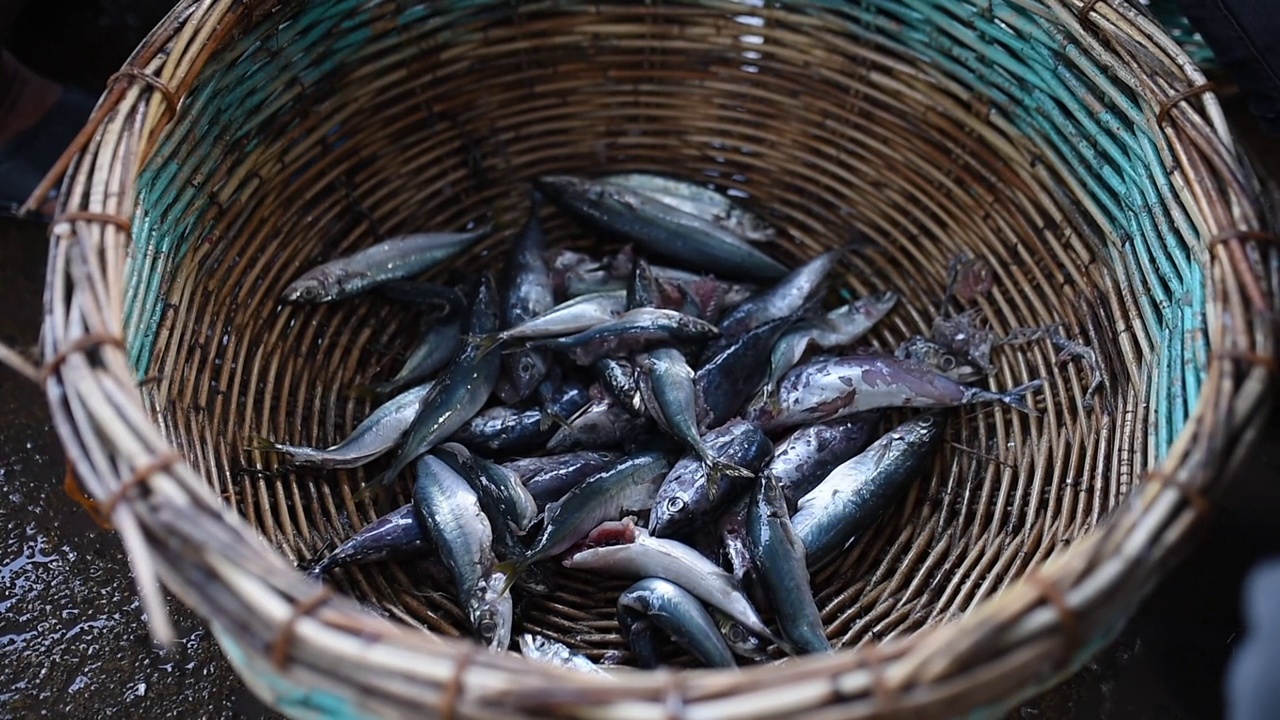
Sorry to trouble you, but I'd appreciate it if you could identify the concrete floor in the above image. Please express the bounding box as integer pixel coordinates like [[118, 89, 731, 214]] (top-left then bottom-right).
[[2, 2, 1278, 718]]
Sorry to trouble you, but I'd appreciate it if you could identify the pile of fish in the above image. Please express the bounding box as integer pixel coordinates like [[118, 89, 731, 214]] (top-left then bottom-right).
[[252, 172, 1044, 671]]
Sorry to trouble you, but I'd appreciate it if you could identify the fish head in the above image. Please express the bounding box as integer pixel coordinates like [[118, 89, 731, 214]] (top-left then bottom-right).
[[282, 271, 335, 303], [534, 175, 597, 203], [508, 351, 551, 401], [717, 617, 770, 660], [470, 572, 515, 651], [895, 411, 949, 450], [895, 336, 985, 383], [648, 474, 697, 539], [858, 290, 900, 320]]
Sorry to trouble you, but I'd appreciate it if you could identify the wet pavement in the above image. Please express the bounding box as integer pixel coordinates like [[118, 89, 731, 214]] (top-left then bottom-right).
[[2, 2, 1278, 718]]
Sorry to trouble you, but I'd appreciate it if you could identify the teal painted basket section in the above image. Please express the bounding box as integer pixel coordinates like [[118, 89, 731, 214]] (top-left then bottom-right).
[[124, 1, 1209, 466]]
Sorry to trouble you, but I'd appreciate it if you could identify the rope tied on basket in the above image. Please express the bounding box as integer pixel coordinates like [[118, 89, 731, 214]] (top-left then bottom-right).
[[53, 210, 134, 234], [269, 587, 337, 670], [1022, 571, 1081, 667], [1156, 82, 1217, 127], [1143, 469, 1212, 522], [40, 333, 128, 386], [441, 645, 477, 720], [106, 67, 180, 117], [100, 451, 184, 517]]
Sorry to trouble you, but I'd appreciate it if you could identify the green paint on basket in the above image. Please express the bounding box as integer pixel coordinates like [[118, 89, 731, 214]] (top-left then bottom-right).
[[216, 628, 372, 720]]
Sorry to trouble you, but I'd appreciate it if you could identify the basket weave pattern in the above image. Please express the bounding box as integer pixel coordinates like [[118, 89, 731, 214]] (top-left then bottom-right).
[[25, 0, 1278, 718]]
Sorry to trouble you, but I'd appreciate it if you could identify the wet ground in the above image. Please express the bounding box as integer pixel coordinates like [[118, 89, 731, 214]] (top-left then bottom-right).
[[2, 2, 1279, 718]]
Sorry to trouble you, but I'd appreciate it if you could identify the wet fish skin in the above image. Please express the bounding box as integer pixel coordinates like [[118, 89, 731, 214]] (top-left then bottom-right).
[[503, 192, 557, 401], [616, 578, 737, 669], [375, 280, 468, 316], [449, 380, 590, 455], [535, 175, 788, 282], [358, 314, 463, 398], [755, 354, 1043, 431], [694, 316, 797, 431], [503, 451, 622, 509], [594, 358, 645, 417], [895, 335, 987, 383], [306, 504, 429, 578], [716, 613, 771, 661], [565, 518, 774, 642], [648, 419, 773, 539], [519, 634, 610, 676], [545, 394, 650, 453], [764, 414, 883, 509], [411, 455, 512, 650], [793, 412, 947, 564], [626, 258, 661, 310], [758, 292, 899, 404], [525, 308, 720, 365], [715, 248, 846, 340], [598, 172, 779, 244], [477, 290, 628, 351], [283, 225, 492, 303], [636, 348, 753, 490], [512, 451, 672, 569], [748, 472, 831, 654], [435, 443, 538, 532], [245, 382, 434, 469], [357, 274, 503, 501]]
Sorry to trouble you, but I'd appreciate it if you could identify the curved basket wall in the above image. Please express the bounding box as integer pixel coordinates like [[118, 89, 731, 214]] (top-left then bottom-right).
[[33, 0, 1277, 718]]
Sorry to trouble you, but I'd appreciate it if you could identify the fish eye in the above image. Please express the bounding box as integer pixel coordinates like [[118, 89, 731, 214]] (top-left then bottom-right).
[[519, 357, 535, 375], [665, 497, 686, 514], [479, 619, 497, 639], [727, 625, 746, 643], [941, 355, 957, 370], [593, 452, 612, 460], [920, 414, 935, 427]]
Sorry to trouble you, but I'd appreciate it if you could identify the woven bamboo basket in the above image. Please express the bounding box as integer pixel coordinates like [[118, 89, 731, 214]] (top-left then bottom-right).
[[9, 0, 1279, 717]]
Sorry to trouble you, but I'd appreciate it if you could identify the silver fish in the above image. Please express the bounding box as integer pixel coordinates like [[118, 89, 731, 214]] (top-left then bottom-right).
[[748, 472, 831, 654], [436, 443, 538, 533], [616, 578, 737, 669], [754, 354, 1043, 431], [504, 451, 672, 573], [545, 393, 650, 453], [245, 382, 434, 469], [476, 290, 628, 352], [565, 248, 757, 312], [694, 316, 797, 431], [715, 248, 846, 339], [648, 420, 773, 539], [519, 634, 611, 676], [357, 275, 502, 501], [356, 314, 463, 398], [598, 172, 779, 244], [282, 225, 492, 302], [503, 451, 622, 509], [636, 348, 754, 491], [626, 258, 661, 310], [306, 504, 429, 578], [764, 414, 883, 507], [894, 336, 987, 383], [411, 455, 512, 650], [502, 192, 557, 401], [594, 358, 645, 417], [792, 412, 946, 563], [449, 380, 590, 455], [758, 292, 899, 404], [535, 175, 788, 282], [565, 518, 774, 643], [525, 308, 720, 365]]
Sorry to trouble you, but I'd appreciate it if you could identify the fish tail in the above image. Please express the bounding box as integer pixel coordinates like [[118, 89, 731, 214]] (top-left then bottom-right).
[[347, 383, 386, 401], [244, 434, 284, 453], [350, 468, 394, 504], [493, 559, 527, 596], [997, 379, 1045, 415], [468, 333, 506, 358], [538, 410, 573, 433]]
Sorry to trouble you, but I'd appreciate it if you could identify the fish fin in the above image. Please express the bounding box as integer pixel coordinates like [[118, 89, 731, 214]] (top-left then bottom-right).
[[350, 471, 392, 504], [493, 560, 525, 596], [468, 333, 506, 358], [243, 434, 283, 453], [347, 383, 385, 401], [701, 456, 755, 500], [538, 410, 573, 433], [998, 379, 1045, 415]]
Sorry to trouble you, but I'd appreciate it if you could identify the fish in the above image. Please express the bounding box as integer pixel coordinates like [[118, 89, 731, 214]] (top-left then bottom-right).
[[472, 290, 628, 354], [616, 578, 737, 669], [636, 348, 756, 496], [244, 382, 434, 469], [648, 420, 773, 539], [535, 175, 788, 282], [546, 248, 598, 298], [545, 393, 650, 453], [282, 225, 492, 303], [598, 172, 779, 244], [626, 258, 661, 310], [564, 248, 757, 311], [747, 472, 831, 654], [354, 314, 463, 398], [694, 316, 797, 431], [432, 443, 535, 562], [374, 280, 468, 316], [522, 308, 720, 365], [305, 504, 430, 578], [930, 308, 997, 375], [714, 248, 846, 341], [499, 450, 672, 577], [503, 451, 622, 509], [752, 354, 1043, 431], [894, 336, 987, 383], [449, 380, 590, 455], [792, 412, 946, 563], [757, 292, 899, 405], [519, 634, 611, 676], [564, 517, 775, 643], [716, 614, 771, 661], [763, 414, 883, 508], [502, 192, 557, 401], [355, 275, 503, 502], [594, 358, 646, 417], [410, 455, 512, 650]]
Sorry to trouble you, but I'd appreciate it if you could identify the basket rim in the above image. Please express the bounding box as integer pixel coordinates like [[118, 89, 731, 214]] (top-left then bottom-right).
[[20, 0, 1278, 717]]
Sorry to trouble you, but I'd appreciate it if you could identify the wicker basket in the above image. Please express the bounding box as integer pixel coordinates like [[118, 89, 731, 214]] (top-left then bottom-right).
[[11, 0, 1278, 717]]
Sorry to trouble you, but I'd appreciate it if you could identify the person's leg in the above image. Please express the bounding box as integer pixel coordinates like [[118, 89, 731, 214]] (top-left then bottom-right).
[[1172, 0, 1280, 135], [0, 49, 61, 147]]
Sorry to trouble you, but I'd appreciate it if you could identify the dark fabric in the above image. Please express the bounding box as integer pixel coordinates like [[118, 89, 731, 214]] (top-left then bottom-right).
[[1173, 0, 1280, 135], [1226, 556, 1280, 720]]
